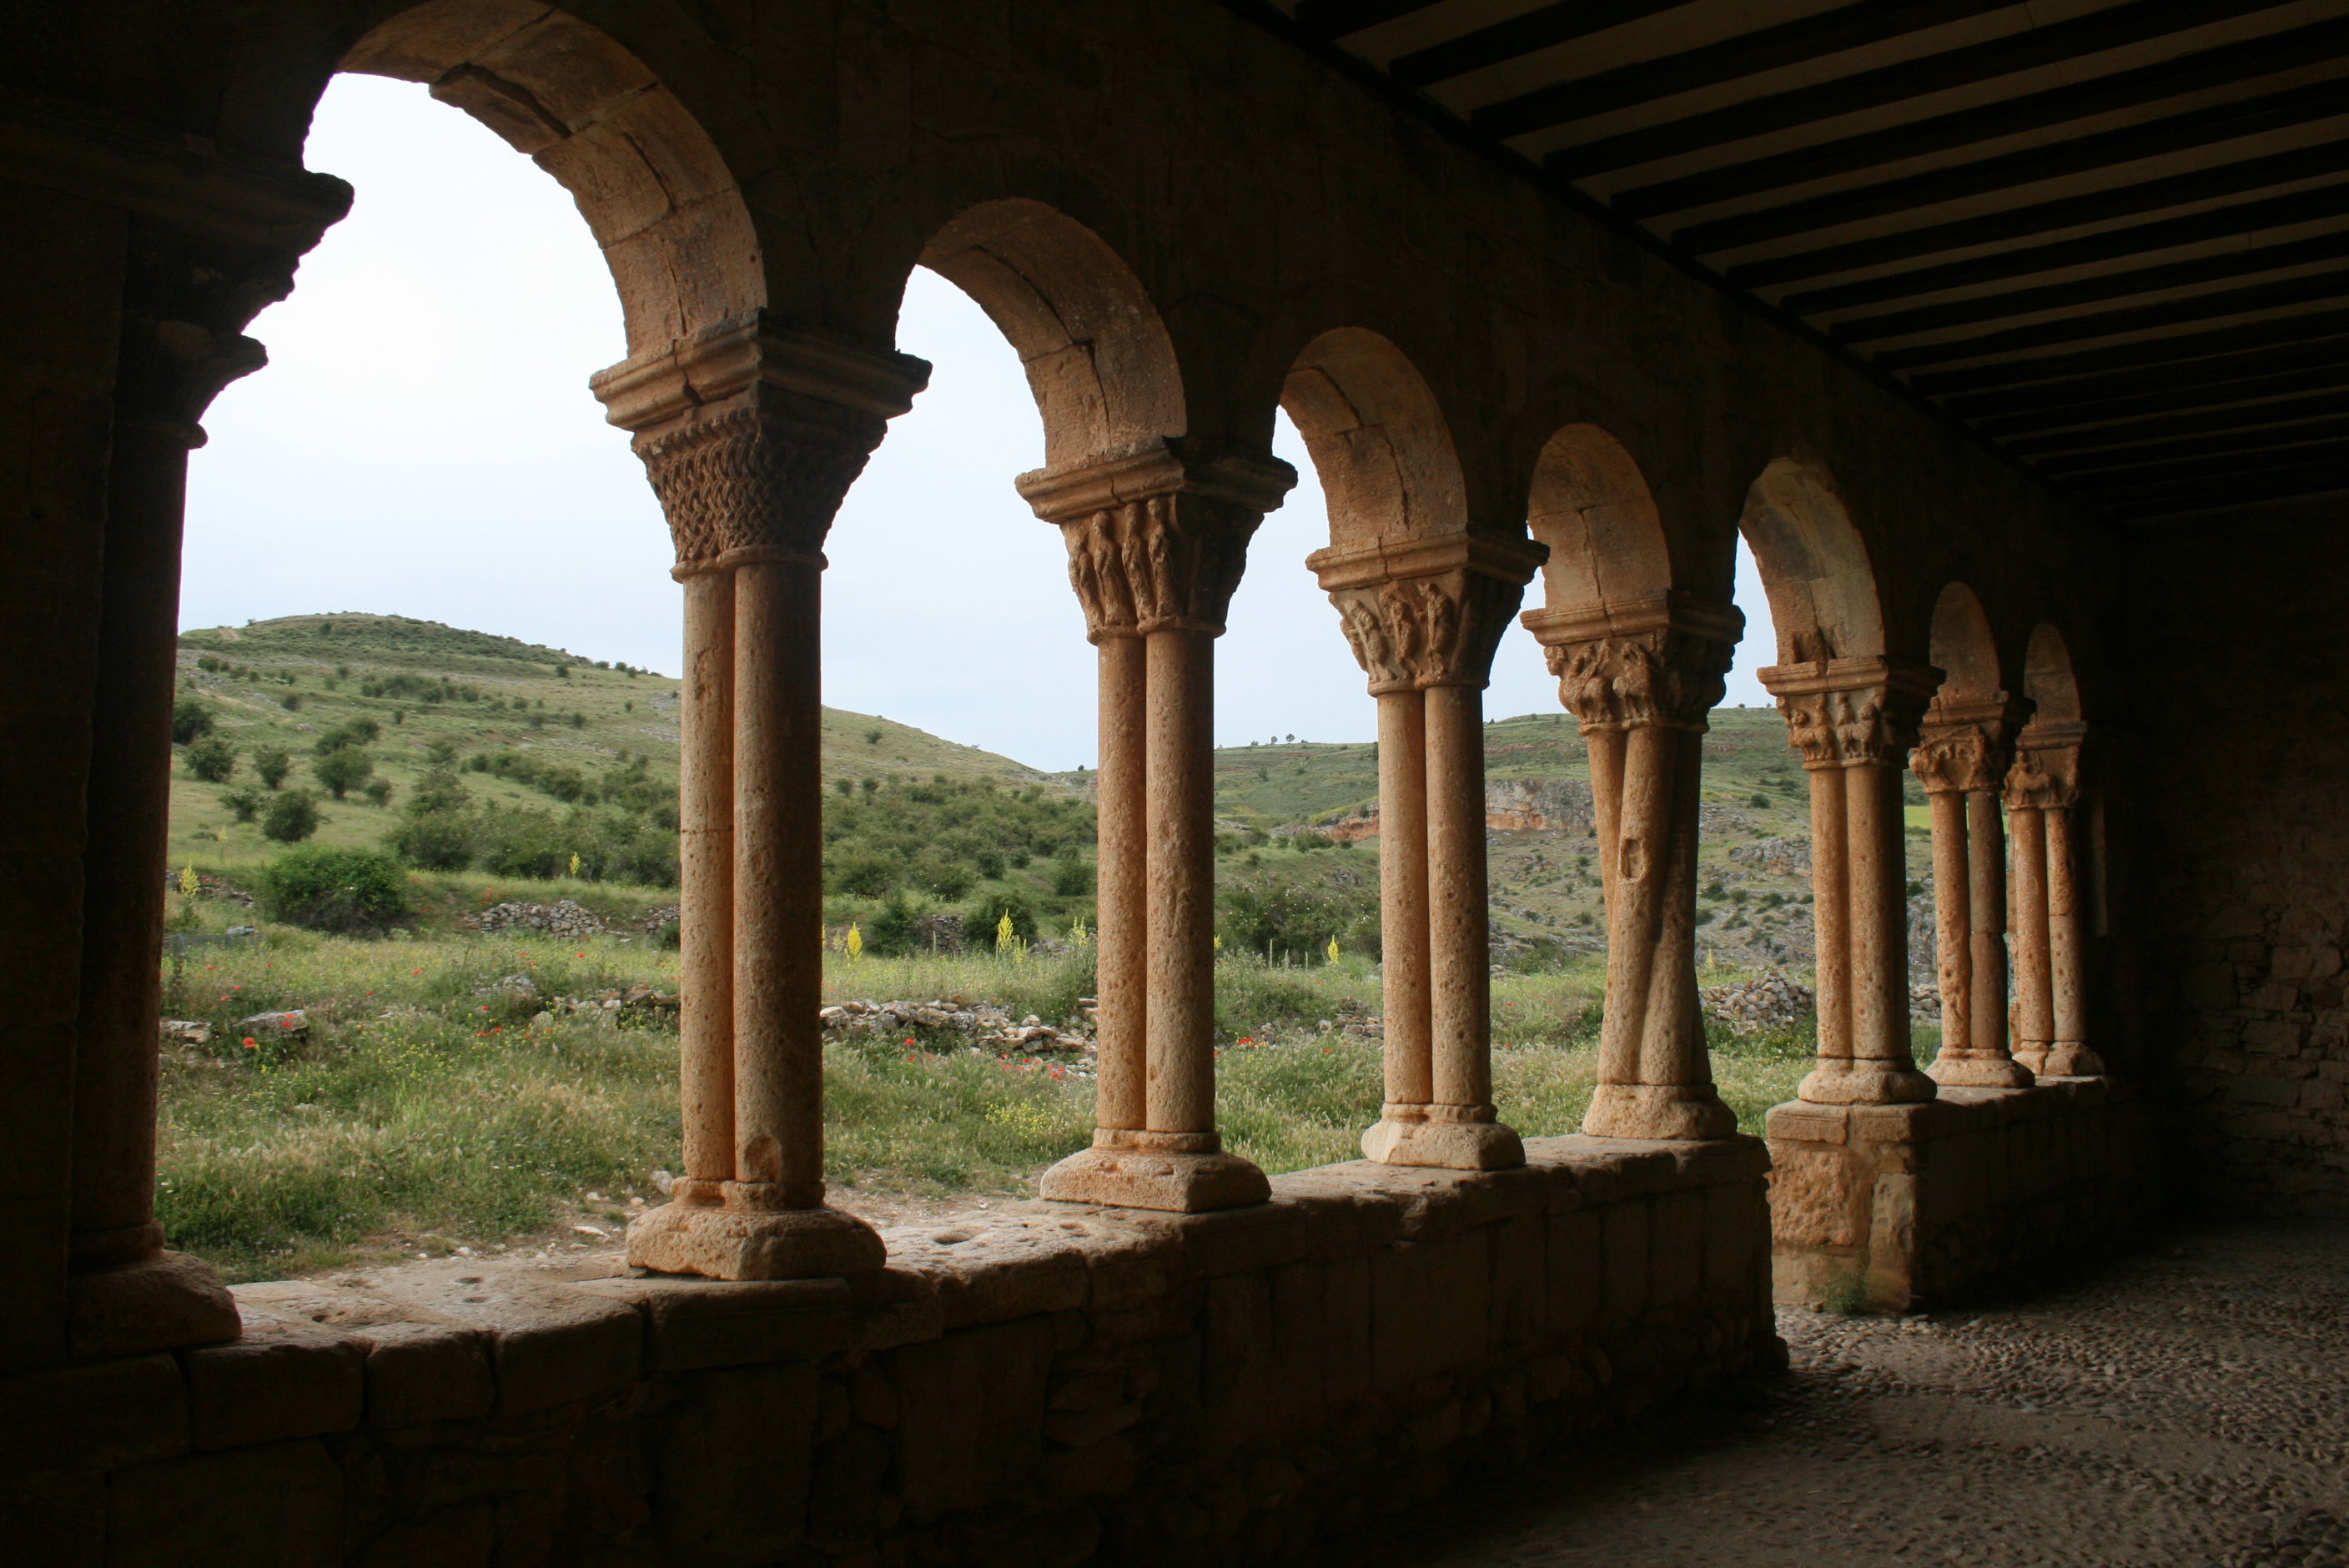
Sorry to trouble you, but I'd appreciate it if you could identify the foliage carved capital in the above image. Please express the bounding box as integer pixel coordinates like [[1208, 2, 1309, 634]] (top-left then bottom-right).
[[638, 400, 889, 573]]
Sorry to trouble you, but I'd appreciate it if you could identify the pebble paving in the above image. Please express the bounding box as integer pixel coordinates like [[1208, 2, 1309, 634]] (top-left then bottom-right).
[[1336, 1220, 2349, 1568]]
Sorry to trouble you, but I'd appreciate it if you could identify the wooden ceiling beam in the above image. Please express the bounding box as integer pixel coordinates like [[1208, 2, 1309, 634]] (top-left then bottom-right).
[[1875, 270, 2349, 371], [1391, 0, 1693, 85], [1909, 308, 2349, 395]]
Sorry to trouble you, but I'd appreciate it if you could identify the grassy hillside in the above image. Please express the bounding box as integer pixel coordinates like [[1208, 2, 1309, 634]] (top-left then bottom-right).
[[169, 614, 1061, 880]]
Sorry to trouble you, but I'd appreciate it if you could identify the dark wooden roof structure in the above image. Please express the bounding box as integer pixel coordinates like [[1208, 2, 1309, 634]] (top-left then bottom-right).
[[1240, 0, 2349, 521]]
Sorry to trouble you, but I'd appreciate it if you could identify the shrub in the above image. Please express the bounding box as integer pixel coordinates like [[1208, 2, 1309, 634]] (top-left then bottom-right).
[[386, 809, 473, 870], [260, 791, 319, 843], [184, 736, 237, 782], [313, 719, 381, 753], [830, 853, 898, 898], [961, 892, 1038, 947], [313, 746, 373, 800], [865, 894, 922, 957], [219, 787, 264, 824], [913, 855, 974, 902], [170, 698, 213, 745], [1051, 854, 1094, 897], [282, 692, 302, 711], [259, 847, 410, 932], [250, 746, 292, 789], [360, 778, 394, 807]]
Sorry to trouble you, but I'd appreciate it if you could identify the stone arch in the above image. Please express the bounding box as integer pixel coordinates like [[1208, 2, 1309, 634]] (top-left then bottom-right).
[[1736, 458, 1887, 663], [1928, 582, 2002, 702], [340, 0, 763, 355], [920, 199, 1186, 471], [1280, 327, 1469, 550], [1524, 424, 1672, 611], [2025, 622, 2084, 721]]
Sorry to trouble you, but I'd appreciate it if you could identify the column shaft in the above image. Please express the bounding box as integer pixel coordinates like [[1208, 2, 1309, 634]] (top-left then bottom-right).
[[1144, 628, 1217, 1138], [1845, 761, 1912, 1074], [1928, 789, 1971, 1053], [2043, 805, 2104, 1075], [2009, 804, 2053, 1073], [1806, 763, 1854, 1073], [1376, 690, 1431, 1112], [676, 570, 737, 1194], [1093, 635, 1149, 1133], [1424, 683, 1492, 1114], [731, 556, 826, 1206], [1965, 790, 2010, 1065], [1585, 726, 1643, 1088]]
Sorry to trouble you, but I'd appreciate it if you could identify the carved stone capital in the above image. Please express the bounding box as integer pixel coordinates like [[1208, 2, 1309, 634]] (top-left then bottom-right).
[[1912, 694, 2029, 795], [2006, 720, 2086, 809], [1021, 441, 1297, 640], [1758, 657, 1941, 769], [594, 314, 933, 573], [1310, 532, 1544, 691], [1522, 592, 1740, 732]]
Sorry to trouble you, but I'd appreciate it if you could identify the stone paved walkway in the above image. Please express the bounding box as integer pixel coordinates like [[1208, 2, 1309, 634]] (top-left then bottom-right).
[[1335, 1221, 2349, 1568]]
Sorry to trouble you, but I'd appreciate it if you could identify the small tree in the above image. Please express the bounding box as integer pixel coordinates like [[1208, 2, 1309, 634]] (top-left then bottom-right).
[[360, 777, 394, 807], [250, 746, 292, 789], [262, 791, 319, 843], [184, 736, 237, 782], [219, 787, 264, 824], [170, 697, 213, 745], [259, 846, 410, 933], [313, 746, 373, 800]]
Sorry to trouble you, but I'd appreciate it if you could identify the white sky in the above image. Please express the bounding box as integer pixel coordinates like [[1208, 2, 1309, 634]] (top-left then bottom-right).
[[187, 75, 1778, 773]]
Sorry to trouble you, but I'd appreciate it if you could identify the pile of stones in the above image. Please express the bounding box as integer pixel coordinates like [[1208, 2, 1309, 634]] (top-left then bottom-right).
[[821, 998, 1092, 1053], [162, 869, 254, 906], [636, 905, 679, 934], [469, 899, 605, 937], [491, 974, 680, 1024], [1700, 971, 1816, 1033]]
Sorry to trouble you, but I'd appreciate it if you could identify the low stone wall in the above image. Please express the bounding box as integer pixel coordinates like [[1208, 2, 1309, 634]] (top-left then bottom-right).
[[1768, 1079, 2160, 1311], [1, 1138, 1777, 1567]]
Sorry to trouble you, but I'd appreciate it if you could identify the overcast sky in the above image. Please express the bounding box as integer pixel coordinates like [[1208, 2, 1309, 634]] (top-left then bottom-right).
[[187, 74, 1780, 772]]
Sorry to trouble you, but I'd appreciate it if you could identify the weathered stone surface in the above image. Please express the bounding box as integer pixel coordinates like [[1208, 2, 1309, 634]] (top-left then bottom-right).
[[896, 1318, 1054, 1515], [0, 1352, 186, 1474], [365, 1267, 641, 1417], [656, 1362, 818, 1560], [179, 1318, 364, 1450], [108, 1439, 342, 1568], [570, 1274, 852, 1372], [67, 1252, 239, 1364]]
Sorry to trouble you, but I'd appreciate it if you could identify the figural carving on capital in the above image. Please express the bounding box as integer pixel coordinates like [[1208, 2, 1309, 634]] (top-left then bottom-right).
[[1545, 628, 1732, 734], [1330, 570, 1526, 691], [1021, 442, 1297, 641], [2005, 727, 2085, 810], [1778, 686, 1931, 769]]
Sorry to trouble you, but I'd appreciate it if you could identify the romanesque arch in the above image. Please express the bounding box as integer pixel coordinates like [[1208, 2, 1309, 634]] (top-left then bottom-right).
[[2025, 622, 2085, 722], [1524, 423, 1672, 609], [920, 199, 1187, 472], [1281, 326, 1469, 549], [341, 0, 764, 356], [1737, 458, 1885, 664], [2009, 621, 2101, 1078], [1928, 583, 2001, 702]]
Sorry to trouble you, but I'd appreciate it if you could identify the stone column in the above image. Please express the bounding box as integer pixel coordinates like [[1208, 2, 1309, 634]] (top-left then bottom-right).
[[1760, 658, 1941, 1106], [1526, 593, 1741, 1139], [1911, 697, 2034, 1088], [1314, 535, 1545, 1169], [2006, 721, 2105, 1078], [596, 314, 930, 1278], [64, 177, 346, 1360], [1026, 440, 1296, 1211]]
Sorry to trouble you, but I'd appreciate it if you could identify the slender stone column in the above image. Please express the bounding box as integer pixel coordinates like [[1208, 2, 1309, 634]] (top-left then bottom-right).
[[596, 314, 929, 1277], [1527, 594, 1742, 1140], [1315, 535, 1544, 1169], [2007, 722, 2105, 1077], [1026, 441, 1296, 1210], [1912, 697, 2033, 1088], [65, 190, 345, 1359], [1760, 658, 1941, 1106]]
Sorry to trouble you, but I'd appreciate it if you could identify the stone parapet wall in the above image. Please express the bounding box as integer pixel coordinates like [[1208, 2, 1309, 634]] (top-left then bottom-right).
[[0, 1138, 1777, 1567], [1768, 1082, 2159, 1312]]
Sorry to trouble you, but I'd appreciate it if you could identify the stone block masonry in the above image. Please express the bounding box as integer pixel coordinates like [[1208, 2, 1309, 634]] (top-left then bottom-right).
[[0, 1138, 1776, 1567], [1768, 1080, 2160, 1312]]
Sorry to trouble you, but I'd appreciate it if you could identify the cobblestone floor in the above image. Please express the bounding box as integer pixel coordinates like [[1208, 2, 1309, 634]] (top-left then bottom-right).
[[1337, 1220, 2349, 1568]]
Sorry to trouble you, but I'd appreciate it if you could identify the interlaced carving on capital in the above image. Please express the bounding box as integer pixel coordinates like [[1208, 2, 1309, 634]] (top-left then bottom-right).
[[1330, 569, 1523, 691], [639, 402, 887, 571], [1543, 627, 1732, 734], [1779, 682, 1931, 769], [1061, 492, 1264, 640]]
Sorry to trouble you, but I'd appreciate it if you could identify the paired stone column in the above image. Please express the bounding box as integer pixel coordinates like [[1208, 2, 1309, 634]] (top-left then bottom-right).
[[1027, 440, 1296, 1211], [65, 178, 347, 1360], [1759, 658, 1941, 1106], [1525, 593, 1740, 1140], [1312, 535, 1545, 1169], [1911, 696, 2035, 1088], [596, 314, 930, 1277], [2005, 721, 2105, 1078]]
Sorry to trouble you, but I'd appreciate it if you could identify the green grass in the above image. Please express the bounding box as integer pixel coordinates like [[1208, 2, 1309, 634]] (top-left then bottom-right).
[[154, 897, 1820, 1281]]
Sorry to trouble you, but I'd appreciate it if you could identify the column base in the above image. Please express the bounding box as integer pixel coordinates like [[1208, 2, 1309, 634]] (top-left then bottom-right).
[[627, 1200, 886, 1281], [1927, 1052, 2035, 1089], [1361, 1106, 1527, 1170], [2040, 1043, 2106, 1077], [1580, 1083, 1737, 1141], [68, 1251, 239, 1363], [1038, 1132, 1270, 1212], [1798, 1059, 1938, 1105], [2012, 1044, 2050, 1074]]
